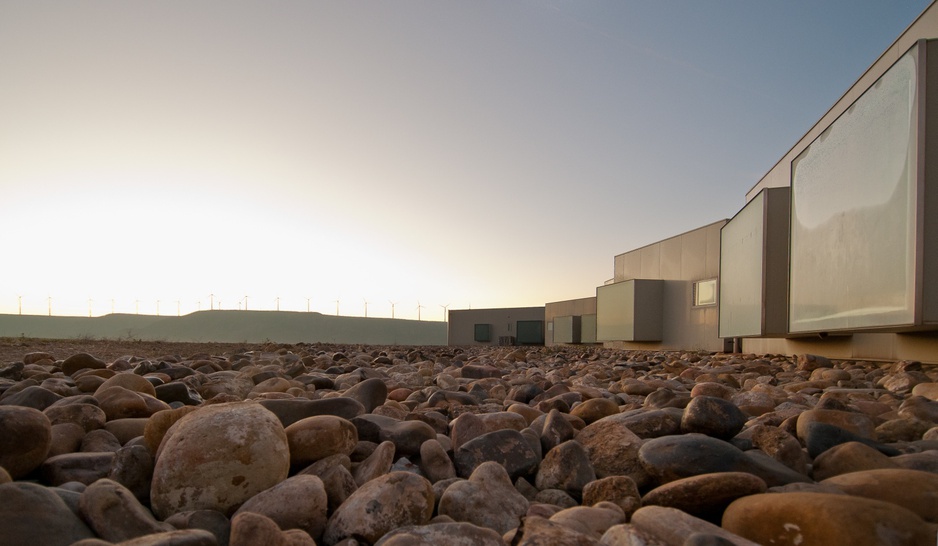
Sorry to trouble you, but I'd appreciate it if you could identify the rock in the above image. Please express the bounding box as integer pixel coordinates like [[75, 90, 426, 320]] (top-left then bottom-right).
[[0, 405, 52, 478], [575, 412, 648, 486], [512, 516, 601, 546], [61, 353, 107, 376], [44, 403, 107, 432], [911, 382, 938, 401], [439, 461, 529, 535], [548, 503, 624, 540], [748, 425, 809, 475], [680, 396, 747, 440], [235, 474, 329, 542], [627, 505, 759, 545], [801, 421, 899, 458], [319, 464, 359, 514], [257, 397, 366, 428], [810, 441, 899, 481], [418, 438, 456, 483], [79, 478, 172, 542], [539, 408, 577, 453], [353, 414, 438, 458], [105, 417, 150, 445], [48, 422, 86, 457], [722, 492, 936, 546], [229, 511, 290, 546], [144, 406, 200, 454], [106, 529, 219, 546], [154, 382, 203, 406], [796, 408, 876, 440], [344, 378, 388, 413], [108, 444, 154, 502], [821, 468, 938, 523], [41, 452, 115, 485], [373, 521, 506, 546], [164, 510, 231, 546], [80, 428, 123, 452], [353, 440, 395, 485], [150, 401, 290, 519], [0, 481, 96, 546], [323, 471, 434, 545], [285, 415, 359, 467], [638, 434, 810, 487], [534, 440, 596, 498], [875, 418, 932, 443], [0, 384, 63, 409], [612, 408, 683, 438], [795, 354, 831, 372], [570, 398, 620, 424], [641, 472, 766, 522], [581, 475, 641, 519], [454, 428, 539, 480], [898, 396, 938, 423], [96, 373, 158, 397], [97, 385, 171, 420]]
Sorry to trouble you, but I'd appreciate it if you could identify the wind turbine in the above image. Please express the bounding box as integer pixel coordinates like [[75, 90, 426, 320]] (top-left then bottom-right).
[[334, 300, 340, 316], [88, 298, 93, 318], [156, 300, 161, 316], [243, 295, 248, 311], [176, 300, 181, 316], [209, 293, 215, 310], [440, 304, 450, 322], [48, 296, 51, 316], [276, 296, 280, 311], [17, 295, 21, 315], [417, 301, 425, 321], [388, 300, 397, 319], [306, 297, 311, 313], [135, 300, 140, 315], [363, 298, 369, 318]]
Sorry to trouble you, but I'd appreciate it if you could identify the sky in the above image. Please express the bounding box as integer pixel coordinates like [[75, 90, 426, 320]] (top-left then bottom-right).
[[0, 0, 932, 320]]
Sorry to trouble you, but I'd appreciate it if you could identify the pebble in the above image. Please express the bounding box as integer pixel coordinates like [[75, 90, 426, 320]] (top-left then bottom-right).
[[0, 342, 934, 544]]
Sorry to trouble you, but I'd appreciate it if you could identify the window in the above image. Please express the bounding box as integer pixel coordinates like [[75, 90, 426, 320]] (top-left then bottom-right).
[[473, 324, 492, 342], [694, 279, 717, 307]]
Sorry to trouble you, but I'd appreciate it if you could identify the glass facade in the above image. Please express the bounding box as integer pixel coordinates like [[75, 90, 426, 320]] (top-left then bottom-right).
[[720, 192, 766, 337], [789, 44, 920, 333]]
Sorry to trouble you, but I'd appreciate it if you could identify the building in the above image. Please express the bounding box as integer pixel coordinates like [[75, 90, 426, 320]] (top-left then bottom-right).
[[447, 307, 545, 346]]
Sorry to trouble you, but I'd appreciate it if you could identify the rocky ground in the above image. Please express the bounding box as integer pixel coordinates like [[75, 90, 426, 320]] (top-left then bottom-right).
[[0, 339, 937, 546]]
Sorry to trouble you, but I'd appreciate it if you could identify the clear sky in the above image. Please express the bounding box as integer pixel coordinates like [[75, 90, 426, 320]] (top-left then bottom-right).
[[1, 0, 931, 320]]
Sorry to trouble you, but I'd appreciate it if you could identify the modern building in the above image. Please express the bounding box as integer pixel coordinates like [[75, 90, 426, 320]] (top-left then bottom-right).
[[447, 307, 545, 346], [454, 3, 938, 362]]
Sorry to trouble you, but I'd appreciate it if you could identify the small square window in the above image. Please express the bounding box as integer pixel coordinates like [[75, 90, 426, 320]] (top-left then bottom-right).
[[474, 324, 492, 342], [694, 279, 717, 307]]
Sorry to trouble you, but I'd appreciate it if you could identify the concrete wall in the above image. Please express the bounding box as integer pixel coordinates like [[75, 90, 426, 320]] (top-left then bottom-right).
[[604, 220, 727, 352], [447, 307, 545, 346]]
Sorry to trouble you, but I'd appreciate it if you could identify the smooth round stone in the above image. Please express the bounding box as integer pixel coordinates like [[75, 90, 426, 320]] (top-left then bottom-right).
[[722, 492, 935, 546], [105, 418, 150, 445], [95, 373, 157, 397], [95, 386, 170, 420], [627, 505, 758, 546], [352, 414, 437, 457], [607, 408, 683, 439], [796, 409, 875, 440], [454, 428, 539, 480], [641, 472, 767, 522], [41, 452, 115, 486], [61, 353, 107, 376], [257, 398, 365, 428], [911, 382, 938, 401], [48, 423, 86, 457], [821, 468, 938, 523], [0, 384, 63, 410], [638, 434, 810, 488], [581, 476, 641, 518], [343, 377, 388, 413], [235, 474, 328, 542], [229, 511, 294, 546], [319, 464, 359, 514], [575, 412, 648, 485], [0, 405, 52, 478], [150, 402, 290, 519], [748, 425, 809, 475], [108, 444, 154, 503], [163, 510, 232, 546], [691, 382, 735, 400], [534, 440, 596, 498], [539, 408, 577, 453], [802, 421, 899, 459], [418, 438, 456, 483], [460, 364, 503, 379], [23, 351, 55, 365], [438, 461, 530, 535], [78, 478, 172, 542], [353, 440, 396, 485], [44, 403, 106, 433], [323, 471, 434, 545], [891, 450, 938, 473], [680, 396, 747, 440], [80, 428, 122, 452], [898, 396, 938, 423], [0, 482, 96, 546], [508, 515, 598, 545], [374, 521, 506, 546], [154, 382, 203, 406], [570, 398, 620, 424], [285, 415, 358, 467], [548, 503, 625, 540], [144, 406, 200, 455]]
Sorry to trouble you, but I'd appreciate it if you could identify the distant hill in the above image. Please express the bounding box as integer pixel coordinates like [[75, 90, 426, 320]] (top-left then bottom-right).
[[0, 311, 447, 345]]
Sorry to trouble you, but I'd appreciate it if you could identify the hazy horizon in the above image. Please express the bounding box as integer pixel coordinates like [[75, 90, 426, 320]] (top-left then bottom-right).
[[2, 1, 931, 319]]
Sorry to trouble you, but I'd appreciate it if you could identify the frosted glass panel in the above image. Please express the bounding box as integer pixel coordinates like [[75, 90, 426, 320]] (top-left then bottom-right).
[[720, 192, 765, 337], [789, 45, 918, 332], [596, 282, 635, 341]]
